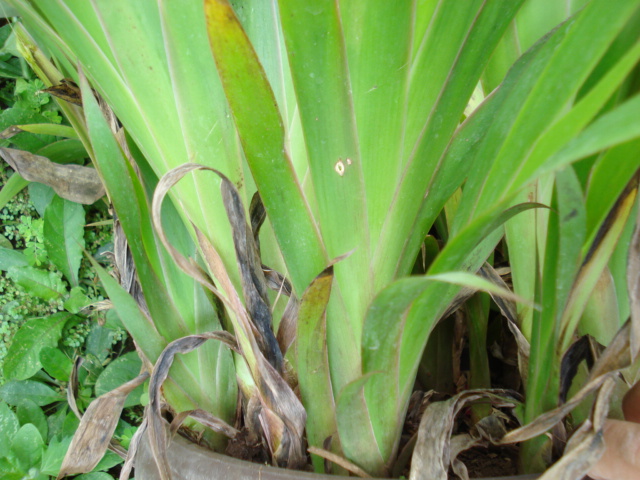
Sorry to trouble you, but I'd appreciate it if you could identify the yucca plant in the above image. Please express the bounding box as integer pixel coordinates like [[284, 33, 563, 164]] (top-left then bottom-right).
[[3, 0, 640, 478]]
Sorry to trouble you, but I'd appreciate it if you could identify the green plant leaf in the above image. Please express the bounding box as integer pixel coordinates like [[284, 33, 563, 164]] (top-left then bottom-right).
[[0, 246, 29, 270], [295, 265, 341, 473], [63, 286, 91, 314], [28, 182, 55, 217], [3, 313, 71, 381], [0, 170, 28, 211], [40, 435, 72, 476], [11, 423, 44, 471], [39, 346, 72, 382], [0, 380, 63, 406], [75, 473, 114, 480], [94, 352, 143, 408], [44, 195, 85, 286], [16, 398, 48, 441], [0, 401, 19, 453], [6, 265, 65, 300], [204, 0, 326, 295]]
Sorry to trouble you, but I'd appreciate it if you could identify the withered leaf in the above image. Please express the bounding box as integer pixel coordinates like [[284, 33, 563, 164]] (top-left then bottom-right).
[[538, 378, 614, 480], [44, 78, 83, 106], [0, 147, 104, 204], [152, 164, 307, 470], [627, 194, 640, 360], [409, 390, 517, 480], [57, 372, 148, 479], [147, 333, 240, 480]]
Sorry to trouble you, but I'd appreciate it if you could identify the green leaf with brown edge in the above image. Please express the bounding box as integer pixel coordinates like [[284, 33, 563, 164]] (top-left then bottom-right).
[[204, 0, 326, 296], [559, 172, 639, 352], [296, 265, 341, 473]]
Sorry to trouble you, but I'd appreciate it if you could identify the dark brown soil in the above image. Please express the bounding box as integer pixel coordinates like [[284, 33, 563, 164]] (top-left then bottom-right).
[[456, 445, 520, 478]]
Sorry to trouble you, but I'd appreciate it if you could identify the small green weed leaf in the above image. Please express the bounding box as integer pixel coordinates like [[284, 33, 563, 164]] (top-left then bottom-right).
[[84, 324, 115, 363], [0, 380, 63, 406], [95, 352, 143, 408], [92, 451, 122, 472], [40, 436, 72, 476], [6, 265, 65, 300], [75, 473, 114, 480], [28, 182, 55, 217], [13, 123, 78, 138], [11, 423, 44, 471], [44, 195, 85, 286], [40, 346, 72, 382], [16, 398, 48, 440], [3, 313, 71, 380], [0, 246, 29, 270], [63, 286, 91, 314], [0, 170, 28, 211], [0, 401, 19, 452]]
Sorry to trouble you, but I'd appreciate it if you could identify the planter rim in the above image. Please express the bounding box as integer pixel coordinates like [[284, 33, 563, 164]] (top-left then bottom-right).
[[134, 431, 539, 480]]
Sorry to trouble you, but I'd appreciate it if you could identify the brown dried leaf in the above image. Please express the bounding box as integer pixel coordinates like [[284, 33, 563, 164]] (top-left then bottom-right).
[[0, 147, 104, 204], [249, 191, 266, 251], [277, 295, 300, 355], [221, 178, 283, 372], [169, 408, 239, 439], [627, 202, 640, 360], [538, 378, 614, 480], [147, 333, 240, 480], [307, 446, 371, 478], [409, 390, 516, 480], [153, 164, 307, 469], [479, 263, 530, 382], [588, 319, 632, 381], [499, 373, 614, 444], [43, 78, 83, 106], [57, 372, 149, 478]]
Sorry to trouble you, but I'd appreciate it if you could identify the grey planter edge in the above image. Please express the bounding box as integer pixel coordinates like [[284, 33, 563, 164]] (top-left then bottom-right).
[[134, 432, 540, 480]]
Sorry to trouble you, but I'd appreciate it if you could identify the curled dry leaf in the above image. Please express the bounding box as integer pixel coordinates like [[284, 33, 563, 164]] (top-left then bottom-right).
[[627, 201, 640, 360], [152, 163, 308, 469], [169, 408, 239, 439], [147, 333, 240, 480], [221, 178, 284, 372], [479, 263, 531, 384], [249, 191, 266, 251], [307, 446, 371, 478], [409, 390, 517, 480], [0, 147, 105, 204], [538, 377, 614, 480], [57, 372, 149, 479], [559, 335, 597, 403]]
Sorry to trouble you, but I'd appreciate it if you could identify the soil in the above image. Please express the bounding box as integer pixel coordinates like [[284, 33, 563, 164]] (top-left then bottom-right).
[[456, 445, 520, 478]]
